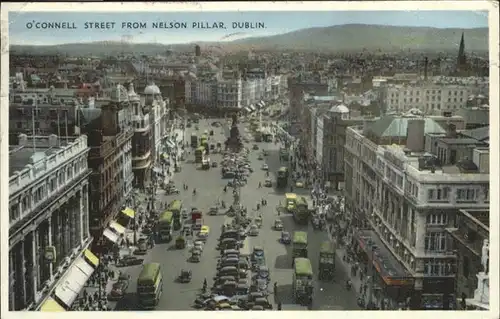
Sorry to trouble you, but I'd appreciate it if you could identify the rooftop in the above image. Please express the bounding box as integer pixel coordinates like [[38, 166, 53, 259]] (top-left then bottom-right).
[[9, 138, 72, 176]]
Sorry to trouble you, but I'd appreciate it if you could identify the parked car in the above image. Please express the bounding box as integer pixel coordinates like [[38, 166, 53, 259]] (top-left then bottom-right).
[[108, 280, 129, 300], [247, 224, 259, 237], [212, 161, 218, 168], [264, 179, 273, 187], [261, 164, 269, 171], [116, 256, 143, 267], [253, 144, 259, 150]]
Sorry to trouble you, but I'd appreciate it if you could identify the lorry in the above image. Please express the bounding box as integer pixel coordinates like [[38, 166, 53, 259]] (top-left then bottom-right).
[[191, 133, 198, 148], [191, 210, 203, 231], [292, 231, 308, 264], [318, 241, 336, 281], [293, 197, 310, 224], [285, 193, 298, 213], [157, 211, 174, 242], [292, 258, 314, 304], [276, 166, 289, 188], [195, 147, 205, 164]]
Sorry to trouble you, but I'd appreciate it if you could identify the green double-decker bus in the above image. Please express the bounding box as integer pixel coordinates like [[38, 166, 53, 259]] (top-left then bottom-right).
[[137, 263, 163, 309]]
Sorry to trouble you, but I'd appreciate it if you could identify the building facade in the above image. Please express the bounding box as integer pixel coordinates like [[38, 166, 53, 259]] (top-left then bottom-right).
[[217, 78, 242, 108], [131, 84, 154, 188], [343, 117, 489, 309], [9, 134, 93, 311]]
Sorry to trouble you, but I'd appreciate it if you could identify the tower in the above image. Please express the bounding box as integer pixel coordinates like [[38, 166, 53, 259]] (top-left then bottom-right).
[[195, 44, 201, 57], [456, 32, 467, 74]]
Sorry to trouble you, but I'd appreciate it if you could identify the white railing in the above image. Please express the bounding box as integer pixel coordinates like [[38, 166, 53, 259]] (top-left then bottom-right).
[[9, 135, 88, 195]]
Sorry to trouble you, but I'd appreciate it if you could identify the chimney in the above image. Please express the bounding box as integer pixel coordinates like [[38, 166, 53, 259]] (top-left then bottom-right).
[[405, 119, 425, 152], [447, 123, 457, 138], [424, 56, 428, 81]]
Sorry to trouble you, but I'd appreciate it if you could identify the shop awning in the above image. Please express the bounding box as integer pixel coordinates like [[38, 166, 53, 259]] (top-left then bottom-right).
[[355, 230, 414, 286], [54, 257, 95, 308], [83, 249, 99, 268], [249, 105, 256, 112], [244, 107, 252, 113], [109, 221, 126, 234], [121, 207, 135, 219], [166, 139, 175, 148], [40, 297, 66, 312], [103, 228, 120, 244]]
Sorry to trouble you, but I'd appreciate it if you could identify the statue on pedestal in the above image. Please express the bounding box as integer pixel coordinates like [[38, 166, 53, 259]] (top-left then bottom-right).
[[481, 239, 489, 274]]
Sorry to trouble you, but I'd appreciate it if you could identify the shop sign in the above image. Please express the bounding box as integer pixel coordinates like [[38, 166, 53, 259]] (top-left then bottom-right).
[[44, 246, 56, 263]]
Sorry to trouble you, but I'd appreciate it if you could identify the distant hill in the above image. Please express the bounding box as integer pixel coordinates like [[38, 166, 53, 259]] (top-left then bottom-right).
[[10, 24, 488, 56]]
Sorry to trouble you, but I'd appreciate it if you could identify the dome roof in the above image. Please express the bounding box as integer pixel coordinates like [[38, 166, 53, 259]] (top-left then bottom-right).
[[329, 103, 349, 113], [144, 84, 160, 95]]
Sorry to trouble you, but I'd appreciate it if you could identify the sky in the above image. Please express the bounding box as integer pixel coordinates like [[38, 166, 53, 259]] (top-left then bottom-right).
[[8, 11, 488, 46]]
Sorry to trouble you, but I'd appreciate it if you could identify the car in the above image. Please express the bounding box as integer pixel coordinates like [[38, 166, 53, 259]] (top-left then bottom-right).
[[295, 181, 304, 188], [262, 150, 269, 156], [264, 179, 272, 187], [274, 219, 283, 231], [261, 164, 269, 171], [212, 161, 218, 168], [181, 209, 189, 219], [253, 144, 259, 150], [198, 226, 210, 241], [191, 241, 204, 252], [257, 155, 263, 160], [254, 266, 270, 282], [108, 280, 129, 300], [186, 123, 192, 128], [116, 255, 144, 267], [280, 231, 291, 245], [247, 224, 259, 237], [254, 278, 268, 293], [208, 206, 218, 215]]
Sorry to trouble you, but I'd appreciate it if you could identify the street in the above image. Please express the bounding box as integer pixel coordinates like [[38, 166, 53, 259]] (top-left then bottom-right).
[[113, 118, 360, 310]]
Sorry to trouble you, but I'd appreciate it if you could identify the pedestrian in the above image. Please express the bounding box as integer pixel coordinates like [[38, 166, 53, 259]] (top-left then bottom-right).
[[277, 301, 282, 310]]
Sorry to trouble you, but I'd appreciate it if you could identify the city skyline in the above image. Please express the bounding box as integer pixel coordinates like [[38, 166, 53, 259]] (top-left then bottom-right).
[[8, 10, 488, 46]]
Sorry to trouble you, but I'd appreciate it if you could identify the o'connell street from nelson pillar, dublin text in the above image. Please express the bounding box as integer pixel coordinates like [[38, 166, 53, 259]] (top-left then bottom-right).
[[4, 3, 494, 314]]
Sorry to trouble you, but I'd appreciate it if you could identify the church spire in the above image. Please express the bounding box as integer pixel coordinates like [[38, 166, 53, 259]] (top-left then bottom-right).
[[457, 32, 466, 71]]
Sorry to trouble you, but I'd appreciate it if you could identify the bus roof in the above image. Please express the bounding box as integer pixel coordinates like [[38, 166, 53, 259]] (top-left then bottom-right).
[[285, 193, 297, 199], [279, 166, 288, 172], [168, 200, 182, 210], [159, 211, 174, 222], [293, 231, 307, 244], [137, 263, 161, 285], [201, 134, 208, 139], [196, 146, 205, 152], [191, 133, 197, 136], [294, 258, 313, 276], [320, 241, 335, 254]]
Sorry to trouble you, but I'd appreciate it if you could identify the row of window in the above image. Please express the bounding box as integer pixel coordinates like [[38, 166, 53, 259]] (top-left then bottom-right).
[[391, 89, 466, 97], [9, 157, 87, 223], [423, 260, 455, 276], [427, 187, 488, 202]]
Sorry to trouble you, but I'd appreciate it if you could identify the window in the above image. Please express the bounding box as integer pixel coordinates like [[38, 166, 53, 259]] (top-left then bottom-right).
[[424, 232, 447, 252], [426, 213, 448, 225], [424, 260, 454, 276], [428, 188, 449, 201], [456, 188, 478, 201]]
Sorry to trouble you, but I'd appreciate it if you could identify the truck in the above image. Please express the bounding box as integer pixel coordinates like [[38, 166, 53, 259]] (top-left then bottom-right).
[[276, 166, 289, 188], [279, 147, 289, 161], [285, 193, 297, 213], [292, 231, 308, 263], [157, 211, 174, 242], [292, 258, 314, 304], [191, 210, 203, 231], [195, 146, 205, 163], [293, 197, 310, 224], [318, 241, 336, 281], [191, 133, 198, 148], [201, 157, 210, 170]]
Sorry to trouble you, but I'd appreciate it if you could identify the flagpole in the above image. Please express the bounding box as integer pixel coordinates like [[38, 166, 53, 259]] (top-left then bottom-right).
[[32, 100, 37, 152]]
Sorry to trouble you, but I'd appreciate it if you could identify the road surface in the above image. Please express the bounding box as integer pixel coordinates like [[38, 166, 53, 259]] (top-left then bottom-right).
[[113, 118, 360, 310]]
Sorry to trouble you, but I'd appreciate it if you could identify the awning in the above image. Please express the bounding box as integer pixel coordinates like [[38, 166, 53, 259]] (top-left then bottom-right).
[[166, 139, 175, 148], [103, 228, 120, 244], [83, 249, 99, 268], [54, 257, 95, 308], [121, 207, 135, 219], [109, 221, 126, 234], [40, 297, 66, 312], [249, 105, 256, 111], [244, 107, 252, 113]]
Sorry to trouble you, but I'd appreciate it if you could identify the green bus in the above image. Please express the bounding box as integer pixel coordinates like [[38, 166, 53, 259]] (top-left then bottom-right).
[[293, 197, 310, 224], [158, 211, 174, 242], [195, 146, 205, 163], [318, 241, 336, 280], [137, 263, 163, 309], [292, 231, 308, 261], [167, 200, 183, 230], [293, 258, 314, 303]]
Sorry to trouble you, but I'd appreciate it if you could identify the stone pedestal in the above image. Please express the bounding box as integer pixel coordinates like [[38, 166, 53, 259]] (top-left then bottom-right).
[[473, 272, 489, 305]]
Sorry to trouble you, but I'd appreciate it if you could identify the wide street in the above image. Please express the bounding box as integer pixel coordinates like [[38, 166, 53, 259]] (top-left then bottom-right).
[[114, 118, 360, 311]]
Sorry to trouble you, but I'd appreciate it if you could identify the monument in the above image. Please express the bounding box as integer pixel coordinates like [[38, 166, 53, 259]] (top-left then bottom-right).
[[225, 112, 243, 152], [467, 239, 489, 310]]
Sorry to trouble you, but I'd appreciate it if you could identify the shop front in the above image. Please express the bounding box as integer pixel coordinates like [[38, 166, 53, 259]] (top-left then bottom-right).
[[38, 249, 100, 311], [355, 230, 415, 308], [421, 277, 456, 310]]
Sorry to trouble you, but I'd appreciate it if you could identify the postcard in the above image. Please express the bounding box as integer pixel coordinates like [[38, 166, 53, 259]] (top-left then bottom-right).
[[0, 1, 498, 319]]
